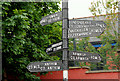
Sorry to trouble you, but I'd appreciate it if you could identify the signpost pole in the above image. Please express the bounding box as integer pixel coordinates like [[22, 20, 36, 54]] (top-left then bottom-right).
[[73, 38, 77, 66], [73, 38, 76, 51], [62, 0, 69, 81]]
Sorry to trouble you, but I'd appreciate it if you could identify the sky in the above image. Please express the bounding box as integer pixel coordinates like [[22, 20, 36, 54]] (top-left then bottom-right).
[[59, 0, 98, 19]]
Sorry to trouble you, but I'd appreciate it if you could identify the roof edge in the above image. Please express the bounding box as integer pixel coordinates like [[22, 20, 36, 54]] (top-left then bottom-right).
[[69, 12, 120, 20]]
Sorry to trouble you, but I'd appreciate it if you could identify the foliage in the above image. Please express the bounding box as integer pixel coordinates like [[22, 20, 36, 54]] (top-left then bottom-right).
[[2, 2, 62, 80], [88, 0, 119, 70]]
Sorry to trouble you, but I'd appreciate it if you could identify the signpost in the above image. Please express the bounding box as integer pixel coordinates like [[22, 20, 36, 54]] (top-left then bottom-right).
[[40, 11, 62, 26], [46, 41, 63, 54], [68, 20, 106, 38], [27, 61, 63, 72], [69, 51, 101, 62], [26, 0, 107, 81]]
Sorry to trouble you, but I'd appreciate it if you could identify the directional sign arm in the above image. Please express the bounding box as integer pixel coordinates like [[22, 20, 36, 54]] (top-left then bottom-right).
[[46, 41, 63, 54], [69, 51, 101, 62], [40, 11, 62, 26], [68, 20, 107, 38], [27, 61, 63, 72]]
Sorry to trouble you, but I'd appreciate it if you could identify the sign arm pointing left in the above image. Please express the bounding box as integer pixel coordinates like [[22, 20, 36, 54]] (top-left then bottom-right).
[[40, 11, 62, 26]]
